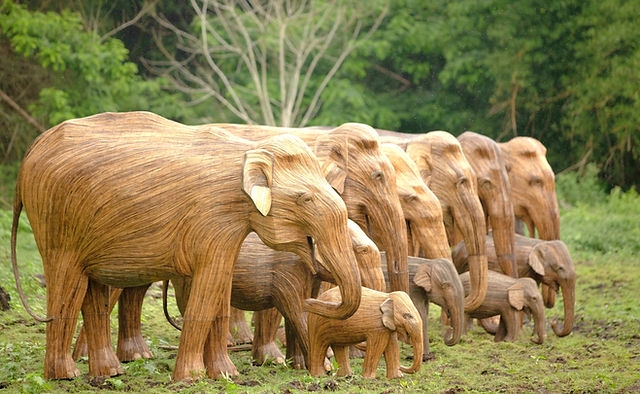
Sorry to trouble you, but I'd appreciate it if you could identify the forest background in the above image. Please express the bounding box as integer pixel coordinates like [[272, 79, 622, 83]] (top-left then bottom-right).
[[1, 0, 639, 205]]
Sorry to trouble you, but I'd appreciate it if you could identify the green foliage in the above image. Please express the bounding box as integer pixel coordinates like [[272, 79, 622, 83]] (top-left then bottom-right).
[[556, 163, 606, 208], [0, 1, 190, 128]]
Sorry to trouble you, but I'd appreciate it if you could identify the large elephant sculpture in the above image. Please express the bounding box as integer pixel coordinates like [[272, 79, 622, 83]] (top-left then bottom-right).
[[459, 271, 546, 344], [452, 232, 575, 337], [10, 111, 363, 381], [381, 143, 451, 260], [458, 131, 516, 278], [499, 136, 561, 306], [378, 130, 488, 312], [381, 253, 464, 360], [307, 286, 423, 378]]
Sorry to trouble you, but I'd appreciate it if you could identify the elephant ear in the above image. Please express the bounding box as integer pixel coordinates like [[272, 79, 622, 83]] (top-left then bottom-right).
[[507, 282, 525, 311], [528, 246, 546, 276], [313, 134, 348, 194], [405, 140, 433, 186], [380, 298, 396, 331], [413, 264, 433, 292], [242, 148, 274, 216]]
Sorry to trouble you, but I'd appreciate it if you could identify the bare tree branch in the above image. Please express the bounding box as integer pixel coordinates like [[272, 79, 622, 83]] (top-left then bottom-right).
[[146, 0, 389, 126]]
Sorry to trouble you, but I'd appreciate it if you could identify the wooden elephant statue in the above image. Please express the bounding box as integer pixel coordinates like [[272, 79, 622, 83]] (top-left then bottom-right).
[[459, 271, 546, 344], [378, 129, 488, 312], [11, 111, 363, 381], [381, 253, 465, 360], [458, 131, 516, 278], [452, 232, 575, 337], [308, 286, 423, 378]]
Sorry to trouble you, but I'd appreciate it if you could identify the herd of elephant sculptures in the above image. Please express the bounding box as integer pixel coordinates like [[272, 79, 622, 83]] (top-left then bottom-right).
[[9, 111, 575, 381]]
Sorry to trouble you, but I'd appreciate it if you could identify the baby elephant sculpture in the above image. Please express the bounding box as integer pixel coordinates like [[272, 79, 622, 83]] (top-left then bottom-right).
[[381, 253, 464, 360], [452, 232, 575, 337], [459, 271, 546, 344], [308, 287, 423, 378]]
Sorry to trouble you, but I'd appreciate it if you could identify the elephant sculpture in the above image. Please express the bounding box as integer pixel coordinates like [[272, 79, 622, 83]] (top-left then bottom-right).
[[381, 143, 451, 260], [381, 253, 464, 360], [378, 130, 488, 312], [11, 111, 363, 381], [452, 232, 575, 337], [459, 271, 546, 344], [499, 136, 561, 307], [307, 286, 423, 378], [458, 131, 516, 278]]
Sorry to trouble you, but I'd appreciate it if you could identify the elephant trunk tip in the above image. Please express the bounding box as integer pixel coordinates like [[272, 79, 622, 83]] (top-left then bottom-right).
[[551, 320, 573, 337]]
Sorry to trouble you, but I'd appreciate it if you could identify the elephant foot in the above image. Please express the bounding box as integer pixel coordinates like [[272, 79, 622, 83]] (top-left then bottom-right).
[[72, 338, 88, 361], [88, 347, 124, 377], [117, 335, 153, 362], [204, 352, 239, 379], [386, 369, 404, 379], [251, 341, 285, 365], [44, 354, 82, 380], [229, 324, 254, 345], [288, 353, 306, 370], [172, 355, 206, 382]]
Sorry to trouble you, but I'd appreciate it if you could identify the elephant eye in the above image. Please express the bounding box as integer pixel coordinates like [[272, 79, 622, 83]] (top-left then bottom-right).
[[296, 192, 314, 205], [479, 177, 493, 191], [529, 176, 543, 187], [404, 193, 418, 203], [403, 313, 414, 320], [456, 176, 469, 188], [370, 170, 385, 183]]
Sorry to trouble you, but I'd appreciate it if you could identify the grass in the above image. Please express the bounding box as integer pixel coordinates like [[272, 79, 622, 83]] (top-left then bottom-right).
[[1, 172, 639, 393]]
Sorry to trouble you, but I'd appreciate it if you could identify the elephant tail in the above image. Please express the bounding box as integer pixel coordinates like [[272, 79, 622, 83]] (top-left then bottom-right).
[[162, 280, 182, 331], [11, 189, 51, 323]]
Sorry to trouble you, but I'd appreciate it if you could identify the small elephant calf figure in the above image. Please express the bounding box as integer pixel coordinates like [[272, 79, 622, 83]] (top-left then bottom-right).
[[307, 287, 423, 378], [460, 271, 546, 344]]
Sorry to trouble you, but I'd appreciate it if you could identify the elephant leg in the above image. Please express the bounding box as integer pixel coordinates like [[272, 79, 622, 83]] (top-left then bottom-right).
[[117, 284, 153, 361], [362, 333, 388, 379], [307, 336, 330, 377], [251, 308, 285, 365], [229, 307, 253, 345], [174, 265, 235, 381], [494, 316, 509, 342], [82, 279, 123, 377], [73, 287, 122, 361], [332, 345, 352, 377], [43, 259, 87, 379], [284, 318, 307, 370], [382, 333, 402, 379]]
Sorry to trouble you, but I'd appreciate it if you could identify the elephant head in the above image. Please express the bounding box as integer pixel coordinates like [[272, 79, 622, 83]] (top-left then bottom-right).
[[382, 291, 424, 374], [509, 235, 575, 337], [411, 257, 465, 348], [505, 277, 546, 344], [242, 134, 363, 319], [499, 136, 560, 241], [402, 131, 488, 312], [381, 143, 451, 260], [215, 122, 409, 293], [458, 131, 516, 277]]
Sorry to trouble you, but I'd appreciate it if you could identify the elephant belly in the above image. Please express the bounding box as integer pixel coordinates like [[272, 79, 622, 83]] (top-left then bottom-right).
[[83, 259, 179, 288]]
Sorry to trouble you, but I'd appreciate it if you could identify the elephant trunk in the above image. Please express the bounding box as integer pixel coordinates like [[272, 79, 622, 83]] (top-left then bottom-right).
[[304, 241, 362, 320], [487, 200, 517, 278], [373, 209, 410, 293], [399, 325, 423, 374], [551, 277, 575, 337], [452, 191, 488, 312], [442, 280, 465, 346], [410, 221, 452, 260]]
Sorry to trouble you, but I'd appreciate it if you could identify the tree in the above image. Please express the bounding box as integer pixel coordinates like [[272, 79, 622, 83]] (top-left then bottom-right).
[[146, 0, 388, 126]]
